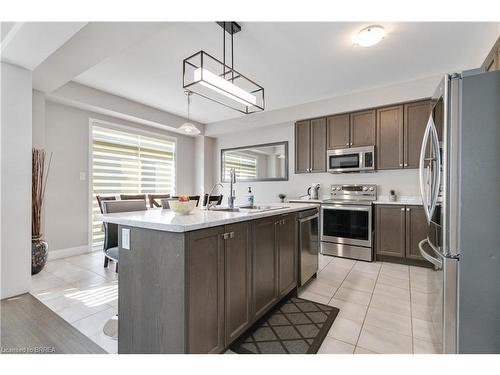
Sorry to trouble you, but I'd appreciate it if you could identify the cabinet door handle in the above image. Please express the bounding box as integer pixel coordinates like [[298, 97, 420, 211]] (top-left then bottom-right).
[[399, 163, 403, 167], [222, 233, 229, 240], [401, 208, 405, 211], [229, 232, 235, 239], [345, 143, 349, 146], [404, 163, 408, 167], [406, 208, 410, 212]]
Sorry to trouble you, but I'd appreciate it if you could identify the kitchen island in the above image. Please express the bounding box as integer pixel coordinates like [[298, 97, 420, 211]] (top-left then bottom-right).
[[98, 203, 318, 354]]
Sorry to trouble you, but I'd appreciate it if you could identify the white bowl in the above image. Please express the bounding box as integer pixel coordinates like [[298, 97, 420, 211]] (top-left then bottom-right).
[[168, 201, 197, 215]]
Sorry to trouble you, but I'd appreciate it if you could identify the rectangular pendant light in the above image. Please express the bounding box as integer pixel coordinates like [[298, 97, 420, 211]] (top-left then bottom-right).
[[183, 50, 265, 115], [193, 68, 257, 107]]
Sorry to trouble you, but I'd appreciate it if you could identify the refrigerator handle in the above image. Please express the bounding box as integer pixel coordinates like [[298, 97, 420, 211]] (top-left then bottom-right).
[[418, 239, 443, 270], [429, 120, 441, 220], [419, 116, 432, 222]]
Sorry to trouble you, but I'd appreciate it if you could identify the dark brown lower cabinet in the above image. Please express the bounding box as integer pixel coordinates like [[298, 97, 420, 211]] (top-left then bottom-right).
[[187, 226, 225, 354], [375, 205, 406, 258], [278, 213, 297, 297], [224, 222, 252, 345], [405, 206, 428, 261], [185, 213, 298, 353], [252, 216, 278, 319], [375, 204, 430, 265]]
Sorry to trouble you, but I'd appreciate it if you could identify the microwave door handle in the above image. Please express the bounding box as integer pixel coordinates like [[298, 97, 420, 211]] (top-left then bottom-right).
[[419, 117, 432, 222]]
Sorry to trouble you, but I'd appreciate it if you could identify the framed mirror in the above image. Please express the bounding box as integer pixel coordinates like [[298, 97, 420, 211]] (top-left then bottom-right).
[[221, 141, 289, 182]]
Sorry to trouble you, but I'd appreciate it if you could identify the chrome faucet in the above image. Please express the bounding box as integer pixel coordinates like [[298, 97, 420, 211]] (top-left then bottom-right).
[[205, 183, 224, 210], [228, 168, 236, 209]]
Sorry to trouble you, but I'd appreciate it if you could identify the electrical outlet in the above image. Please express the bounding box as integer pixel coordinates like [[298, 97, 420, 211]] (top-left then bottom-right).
[[79, 172, 86, 181], [122, 228, 130, 250]]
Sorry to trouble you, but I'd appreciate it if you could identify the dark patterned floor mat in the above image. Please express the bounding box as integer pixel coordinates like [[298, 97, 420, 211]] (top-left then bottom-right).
[[230, 296, 339, 354]]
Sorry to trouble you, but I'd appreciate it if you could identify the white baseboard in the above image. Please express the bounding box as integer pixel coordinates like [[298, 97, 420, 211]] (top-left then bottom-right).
[[48, 245, 92, 260]]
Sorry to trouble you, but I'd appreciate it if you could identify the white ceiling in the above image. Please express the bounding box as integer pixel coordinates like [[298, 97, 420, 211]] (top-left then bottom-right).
[[1, 22, 87, 70], [73, 22, 499, 124]]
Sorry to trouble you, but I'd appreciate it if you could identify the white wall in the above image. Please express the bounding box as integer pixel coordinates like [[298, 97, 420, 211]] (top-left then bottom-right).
[[211, 76, 442, 205], [40, 100, 197, 256], [1, 62, 32, 299], [194, 135, 215, 197]]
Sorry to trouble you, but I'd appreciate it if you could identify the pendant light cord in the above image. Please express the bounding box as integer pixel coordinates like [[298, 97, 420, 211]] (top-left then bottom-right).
[[222, 22, 235, 81]]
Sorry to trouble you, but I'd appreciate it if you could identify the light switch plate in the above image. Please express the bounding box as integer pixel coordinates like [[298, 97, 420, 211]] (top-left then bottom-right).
[[121, 228, 130, 250]]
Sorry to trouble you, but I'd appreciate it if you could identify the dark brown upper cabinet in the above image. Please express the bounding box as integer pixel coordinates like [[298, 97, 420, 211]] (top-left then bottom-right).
[[295, 120, 311, 173], [481, 35, 500, 72], [404, 101, 432, 168], [377, 100, 432, 170], [377, 105, 404, 170], [327, 114, 350, 149], [350, 110, 376, 147], [375, 205, 406, 258], [295, 118, 326, 173], [224, 221, 252, 346]]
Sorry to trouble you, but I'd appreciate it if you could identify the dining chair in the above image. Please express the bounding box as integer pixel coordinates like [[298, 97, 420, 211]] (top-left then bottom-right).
[[101, 199, 147, 272], [148, 193, 171, 208], [202, 194, 223, 207], [96, 195, 117, 267], [120, 193, 147, 201], [171, 195, 201, 207], [96, 195, 116, 214]]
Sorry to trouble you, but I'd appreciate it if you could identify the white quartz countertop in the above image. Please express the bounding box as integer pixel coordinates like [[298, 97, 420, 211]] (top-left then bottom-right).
[[373, 196, 422, 205], [97, 203, 319, 233]]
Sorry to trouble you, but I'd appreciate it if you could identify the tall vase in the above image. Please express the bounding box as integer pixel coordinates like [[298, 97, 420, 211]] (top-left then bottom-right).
[[32, 235, 48, 275]]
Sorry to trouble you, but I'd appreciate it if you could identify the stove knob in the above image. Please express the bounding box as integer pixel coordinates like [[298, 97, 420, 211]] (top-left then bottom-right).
[[369, 186, 374, 191], [337, 186, 341, 191], [362, 186, 368, 191]]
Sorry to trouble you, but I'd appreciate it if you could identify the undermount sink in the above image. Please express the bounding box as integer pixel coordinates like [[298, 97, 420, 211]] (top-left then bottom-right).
[[209, 207, 241, 212]]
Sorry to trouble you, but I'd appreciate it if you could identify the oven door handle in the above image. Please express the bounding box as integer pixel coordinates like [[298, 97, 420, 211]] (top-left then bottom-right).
[[298, 214, 319, 223], [322, 205, 371, 212]]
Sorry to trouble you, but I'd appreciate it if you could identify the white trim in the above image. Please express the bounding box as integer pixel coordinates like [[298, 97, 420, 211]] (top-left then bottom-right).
[[48, 245, 92, 261]]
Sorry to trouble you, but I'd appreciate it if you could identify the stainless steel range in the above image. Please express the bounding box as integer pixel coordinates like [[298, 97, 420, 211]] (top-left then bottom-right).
[[321, 184, 377, 262]]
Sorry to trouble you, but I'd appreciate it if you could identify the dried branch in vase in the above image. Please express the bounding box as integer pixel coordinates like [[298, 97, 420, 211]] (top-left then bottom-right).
[[32, 148, 52, 239]]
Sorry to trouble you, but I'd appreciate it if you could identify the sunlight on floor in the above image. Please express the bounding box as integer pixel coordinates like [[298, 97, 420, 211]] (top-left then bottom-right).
[[65, 284, 118, 307]]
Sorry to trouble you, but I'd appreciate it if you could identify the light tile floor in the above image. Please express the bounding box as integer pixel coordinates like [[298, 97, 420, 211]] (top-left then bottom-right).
[[299, 254, 442, 354], [31, 251, 119, 353], [31, 251, 441, 354]]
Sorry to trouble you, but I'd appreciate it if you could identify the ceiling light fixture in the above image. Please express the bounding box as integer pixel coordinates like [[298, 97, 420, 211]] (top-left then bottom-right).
[[183, 22, 265, 114], [178, 91, 200, 135], [353, 25, 385, 47]]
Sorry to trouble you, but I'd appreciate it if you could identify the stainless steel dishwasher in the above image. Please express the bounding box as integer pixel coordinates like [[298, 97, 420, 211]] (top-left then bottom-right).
[[297, 208, 320, 286]]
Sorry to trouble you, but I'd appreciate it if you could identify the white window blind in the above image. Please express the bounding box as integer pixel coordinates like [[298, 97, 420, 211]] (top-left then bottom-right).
[[91, 124, 176, 250], [224, 152, 257, 180]]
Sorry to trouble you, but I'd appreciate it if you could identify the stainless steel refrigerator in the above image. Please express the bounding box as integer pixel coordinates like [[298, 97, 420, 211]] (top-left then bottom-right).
[[418, 69, 500, 354]]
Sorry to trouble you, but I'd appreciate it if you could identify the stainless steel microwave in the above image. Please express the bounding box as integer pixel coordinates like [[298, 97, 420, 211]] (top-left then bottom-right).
[[327, 145, 375, 173]]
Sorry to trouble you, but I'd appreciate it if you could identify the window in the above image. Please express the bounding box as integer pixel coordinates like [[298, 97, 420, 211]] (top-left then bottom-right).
[[91, 123, 176, 250], [223, 151, 257, 180]]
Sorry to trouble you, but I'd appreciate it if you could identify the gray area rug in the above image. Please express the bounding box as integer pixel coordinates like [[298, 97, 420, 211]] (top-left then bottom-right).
[[230, 296, 339, 354]]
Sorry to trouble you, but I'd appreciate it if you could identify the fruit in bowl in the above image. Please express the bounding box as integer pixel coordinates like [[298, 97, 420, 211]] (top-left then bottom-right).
[[169, 200, 196, 215]]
